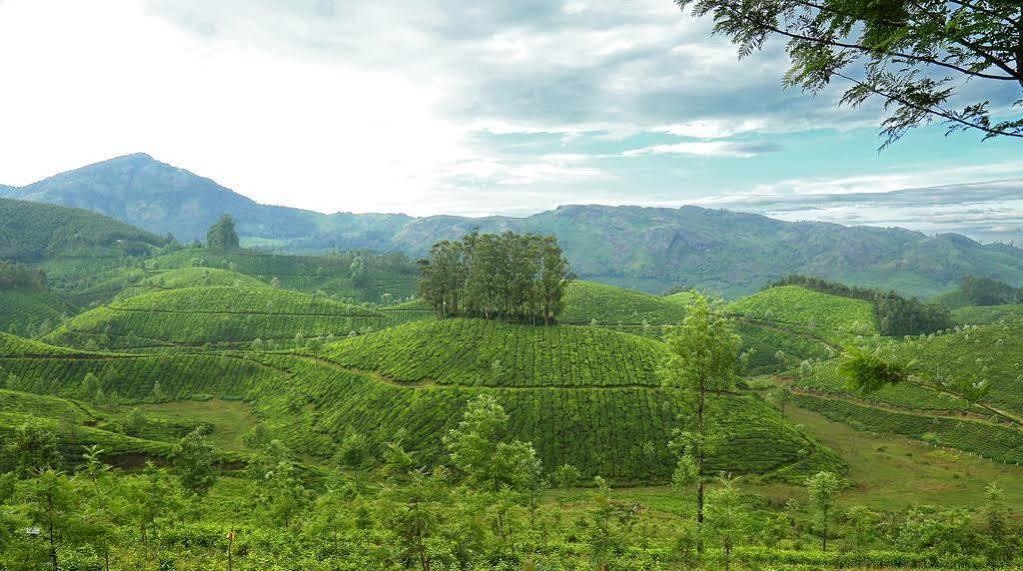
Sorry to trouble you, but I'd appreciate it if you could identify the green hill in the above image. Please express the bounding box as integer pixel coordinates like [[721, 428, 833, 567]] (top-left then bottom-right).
[[146, 248, 418, 304], [559, 281, 688, 327], [114, 267, 268, 300], [43, 286, 392, 349], [0, 197, 166, 262], [729, 285, 879, 343], [316, 319, 841, 479], [324, 319, 669, 387], [0, 288, 68, 336]]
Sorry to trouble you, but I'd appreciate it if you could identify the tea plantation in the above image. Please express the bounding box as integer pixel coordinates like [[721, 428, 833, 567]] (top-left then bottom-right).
[[42, 286, 393, 349]]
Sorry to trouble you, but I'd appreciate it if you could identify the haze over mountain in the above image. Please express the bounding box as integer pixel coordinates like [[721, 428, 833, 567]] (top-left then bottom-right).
[[3, 153, 1022, 297]]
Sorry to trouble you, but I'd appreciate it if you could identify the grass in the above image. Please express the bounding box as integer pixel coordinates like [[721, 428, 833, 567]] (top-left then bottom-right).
[[783, 404, 1023, 509], [131, 399, 258, 451]]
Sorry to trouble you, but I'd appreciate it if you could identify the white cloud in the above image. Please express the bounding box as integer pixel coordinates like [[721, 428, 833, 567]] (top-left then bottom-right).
[[623, 140, 781, 158]]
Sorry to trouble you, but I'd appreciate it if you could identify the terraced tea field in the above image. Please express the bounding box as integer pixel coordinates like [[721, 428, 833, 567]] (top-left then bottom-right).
[[43, 286, 393, 349], [0, 327, 841, 483], [729, 285, 879, 343]]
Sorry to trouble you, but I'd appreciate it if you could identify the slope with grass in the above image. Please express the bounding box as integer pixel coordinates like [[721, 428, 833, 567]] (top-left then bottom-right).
[[146, 248, 418, 304], [42, 286, 392, 349], [324, 318, 669, 388], [951, 304, 1023, 325], [729, 285, 879, 343], [114, 267, 269, 300], [793, 323, 1023, 417], [559, 281, 688, 327], [786, 321, 1023, 464], [0, 288, 69, 335]]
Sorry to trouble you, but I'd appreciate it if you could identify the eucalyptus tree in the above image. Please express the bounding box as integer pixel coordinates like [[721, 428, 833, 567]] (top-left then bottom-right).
[[807, 470, 842, 551], [660, 295, 742, 534]]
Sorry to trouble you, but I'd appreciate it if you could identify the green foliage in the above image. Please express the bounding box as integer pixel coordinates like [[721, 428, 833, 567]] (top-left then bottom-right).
[[173, 429, 218, 496], [419, 231, 573, 323], [840, 348, 910, 396], [679, 0, 1023, 145], [0, 424, 62, 477], [957, 275, 1021, 307], [806, 471, 842, 550], [206, 214, 240, 250], [553, 463, 582, 489], [704, 478, 751, 569], [443, 394, 541, 493]]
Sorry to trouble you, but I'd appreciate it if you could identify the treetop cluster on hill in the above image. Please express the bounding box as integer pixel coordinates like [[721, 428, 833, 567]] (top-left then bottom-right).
[[958, 276, 1022, 306], [418, 231, 574, 324], [205, 214, 240, 250], [767, 275, 952, 336], [0, 261, 46, 291]]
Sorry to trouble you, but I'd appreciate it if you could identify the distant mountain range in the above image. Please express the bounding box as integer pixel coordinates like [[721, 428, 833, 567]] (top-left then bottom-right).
[[3, 153, 1022, 297]]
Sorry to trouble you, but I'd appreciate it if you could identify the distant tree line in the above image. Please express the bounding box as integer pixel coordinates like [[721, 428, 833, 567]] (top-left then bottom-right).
[[0, 261, 46, 290], [418, 231, 573, 324], [767, 275, 951, 336], [959, 276, 1021, 306]]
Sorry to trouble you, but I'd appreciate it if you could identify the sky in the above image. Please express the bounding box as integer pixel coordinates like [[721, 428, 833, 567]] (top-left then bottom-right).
[[0, 0, 1021, 238]]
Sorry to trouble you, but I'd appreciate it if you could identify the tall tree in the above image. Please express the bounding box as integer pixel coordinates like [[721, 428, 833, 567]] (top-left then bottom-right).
[[1, 425, 62, 478], [705, 478, 751, 571], [418, 232, 572, 324], [173, 429, 218, 497], [660, 295, 742, 537], [675, 0, 1023, 147], [807, 470, 842, 551], [206, 214, 240, 250]]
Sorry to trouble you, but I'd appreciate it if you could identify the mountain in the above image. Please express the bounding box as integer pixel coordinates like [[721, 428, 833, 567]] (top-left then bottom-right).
[[7, 154, 1023, 297]]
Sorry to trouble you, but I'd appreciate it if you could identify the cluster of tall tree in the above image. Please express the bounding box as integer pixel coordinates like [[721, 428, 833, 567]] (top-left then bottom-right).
[[206, 214, 240, 250], [0, 261, 46, 290], [768, 275, 951, 336], [959, 276, 1021, 306], [418, 231, 573, 324]]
